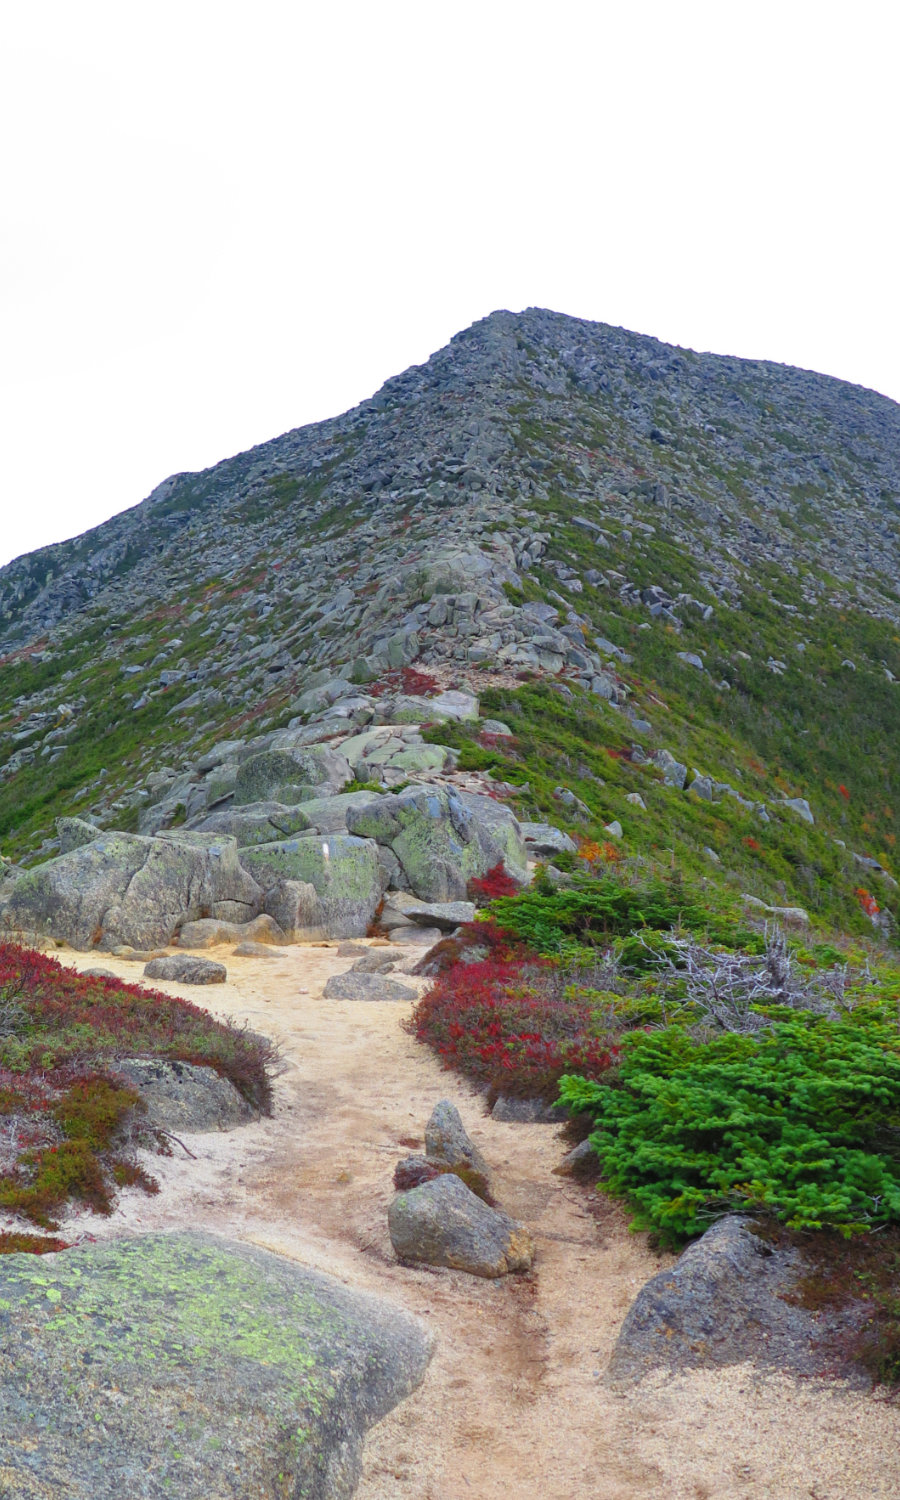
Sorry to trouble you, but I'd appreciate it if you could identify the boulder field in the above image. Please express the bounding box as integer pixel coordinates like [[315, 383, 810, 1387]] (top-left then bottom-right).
[[0, 695, 535, 950]]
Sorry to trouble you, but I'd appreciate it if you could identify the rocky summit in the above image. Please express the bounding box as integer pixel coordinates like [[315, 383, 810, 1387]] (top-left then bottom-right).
[[1, 304, 899, 941]]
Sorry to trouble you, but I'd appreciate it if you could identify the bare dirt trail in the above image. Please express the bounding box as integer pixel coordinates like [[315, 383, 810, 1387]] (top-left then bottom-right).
[[62, 945, 900, 1500]]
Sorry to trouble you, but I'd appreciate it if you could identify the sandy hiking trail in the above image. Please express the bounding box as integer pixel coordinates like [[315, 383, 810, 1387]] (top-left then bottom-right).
[[60, 943, 900, 1500]]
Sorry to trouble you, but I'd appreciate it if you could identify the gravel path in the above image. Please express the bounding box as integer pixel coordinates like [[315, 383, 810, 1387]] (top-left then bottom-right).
[[60, 943, 900, 1499]]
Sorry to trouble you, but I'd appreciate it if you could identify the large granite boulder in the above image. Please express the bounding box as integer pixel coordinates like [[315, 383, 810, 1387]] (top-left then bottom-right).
[[0, 1232, 432, 1498], [607, 1215, 830, 1383], [242, 833, 381, 940], [0, 830, 262, 952], [346, 787, 528, 901], [388, 1173, 534, 1277], [233, 746, 351, 806]]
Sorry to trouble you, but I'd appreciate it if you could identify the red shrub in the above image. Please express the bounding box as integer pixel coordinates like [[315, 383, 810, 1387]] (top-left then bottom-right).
[[0, 942, 276, 1242], [0, 1231, 68, 1255], [468, 862, 520, 903], [370, 666, 440, 699], [0, 943, 272, 1111], [478, 730, 516, 751], [410, 922, 616, 1100], [856, 887, 880, 918]]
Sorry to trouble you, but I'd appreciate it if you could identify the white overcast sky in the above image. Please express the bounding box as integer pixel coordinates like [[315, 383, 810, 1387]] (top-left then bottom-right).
[[2, 1, 898, 568]]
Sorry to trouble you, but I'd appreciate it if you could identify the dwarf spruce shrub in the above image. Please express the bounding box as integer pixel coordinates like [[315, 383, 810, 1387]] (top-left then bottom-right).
[[558, 1005, 900, 1243], [486, 875, 755, 957]]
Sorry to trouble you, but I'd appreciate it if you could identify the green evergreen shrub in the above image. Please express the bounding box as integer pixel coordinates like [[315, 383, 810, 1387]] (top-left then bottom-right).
[[559, 1004, 900, 1243]]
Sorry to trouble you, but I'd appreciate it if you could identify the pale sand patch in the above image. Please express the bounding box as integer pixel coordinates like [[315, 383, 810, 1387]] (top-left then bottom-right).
[[53, 943, 900, 1500]]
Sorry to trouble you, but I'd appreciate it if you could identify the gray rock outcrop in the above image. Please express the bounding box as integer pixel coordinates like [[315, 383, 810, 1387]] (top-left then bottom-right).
[[0, 830, 262, 952], [403, 899, 476, 930], [176, 913, 286, 947], [115, 1058, 253, 1131], [0, 1232, 432, 1498], [608, 1215, 830, 1383], [519, 822, 577, 857], [491, 1095, 567, 1123], [143, 955, 228, 985]]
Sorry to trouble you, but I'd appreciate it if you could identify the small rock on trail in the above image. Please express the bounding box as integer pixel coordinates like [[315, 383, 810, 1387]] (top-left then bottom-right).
[[322, 971, 417, 1002], [424, 1099, 491, 1189], [144, 954, 227, 984], [388, 1172, 534, 1277]]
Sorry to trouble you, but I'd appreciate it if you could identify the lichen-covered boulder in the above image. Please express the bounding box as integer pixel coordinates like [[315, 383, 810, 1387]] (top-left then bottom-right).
[[233, 746, 351, 806], [242, 834, 381, 939], [0, 830, 262, 952], [56, 816, 102, 854], [388, 1173, 534, 1277], [346, 787, 527, 901], [0, 1232, 432, 1498], [114, 1058, 253, 1131]]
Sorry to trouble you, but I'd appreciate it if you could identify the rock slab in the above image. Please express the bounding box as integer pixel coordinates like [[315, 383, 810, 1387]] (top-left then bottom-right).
[[491, 1095, 567, 1123], [0, 1231, 432, 1498], [388, 1173, 534, 1277]]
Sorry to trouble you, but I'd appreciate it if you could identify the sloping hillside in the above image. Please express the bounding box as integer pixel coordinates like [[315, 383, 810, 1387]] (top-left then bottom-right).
[[1, 307, 899, 935]]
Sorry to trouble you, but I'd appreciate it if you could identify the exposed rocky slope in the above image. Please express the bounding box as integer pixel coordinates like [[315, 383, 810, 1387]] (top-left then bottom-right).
[[2, 307, 899, 937]]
